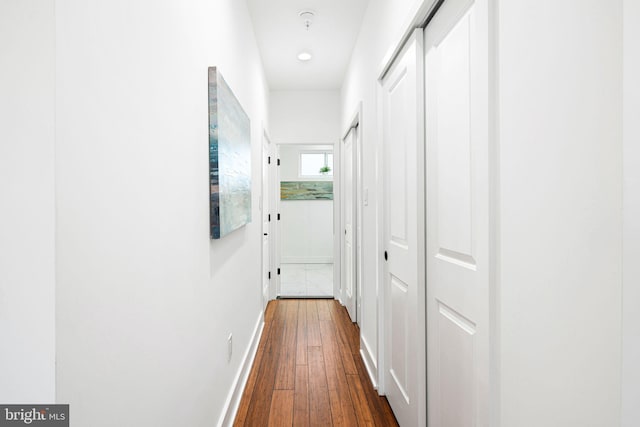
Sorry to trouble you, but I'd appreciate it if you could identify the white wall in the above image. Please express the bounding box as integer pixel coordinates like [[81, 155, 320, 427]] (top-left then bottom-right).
[[279, 145, 333, 264], [0, 0, 56, 403], [623, 0, 640, 425], [340, 0, 429, 385], [498, 1, 623, 426], [270, 91, 340, 144], [54, 1, 268, 426]]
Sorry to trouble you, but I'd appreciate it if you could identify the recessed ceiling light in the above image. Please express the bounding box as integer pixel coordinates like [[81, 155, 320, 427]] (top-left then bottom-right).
[[297, 51, 312, 62]]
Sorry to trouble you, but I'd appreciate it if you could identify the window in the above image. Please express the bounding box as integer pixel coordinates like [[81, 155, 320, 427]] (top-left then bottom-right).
[[300, 151, 333, 177]]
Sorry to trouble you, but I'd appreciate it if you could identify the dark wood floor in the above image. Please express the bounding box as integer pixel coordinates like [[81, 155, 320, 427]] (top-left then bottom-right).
[[234, 299, 399, 427]]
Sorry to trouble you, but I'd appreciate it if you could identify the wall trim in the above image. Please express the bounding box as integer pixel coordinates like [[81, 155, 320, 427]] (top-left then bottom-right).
[[217, 311, 264, 427], [360, 335, 378, 391]]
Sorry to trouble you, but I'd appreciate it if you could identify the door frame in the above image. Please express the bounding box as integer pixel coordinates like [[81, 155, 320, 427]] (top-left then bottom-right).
[[341, 104, 363, 324], [274, 142, 338, 298]]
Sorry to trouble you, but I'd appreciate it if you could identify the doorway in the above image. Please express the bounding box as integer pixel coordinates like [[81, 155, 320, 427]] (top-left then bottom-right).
[[277, 144, 335, 298]]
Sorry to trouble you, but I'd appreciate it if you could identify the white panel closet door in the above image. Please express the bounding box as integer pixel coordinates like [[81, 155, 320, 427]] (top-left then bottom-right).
[[381, 29, 426, 427], [425, 0, 490, 426], [343, 127, 357, 322]]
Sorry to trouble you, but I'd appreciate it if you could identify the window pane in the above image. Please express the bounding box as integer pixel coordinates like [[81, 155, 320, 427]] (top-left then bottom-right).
[[300, 153, 325, 176], [326, 154, 333, 176]]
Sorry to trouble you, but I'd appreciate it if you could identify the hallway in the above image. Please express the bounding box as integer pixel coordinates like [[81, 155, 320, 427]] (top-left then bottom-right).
[[234, 300, 397, 426], [2, 0, 639, 426]]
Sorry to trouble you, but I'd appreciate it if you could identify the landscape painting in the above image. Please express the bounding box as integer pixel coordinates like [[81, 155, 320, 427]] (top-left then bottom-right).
[[209, 67, 252, 239], [280, 181, 334, 200]]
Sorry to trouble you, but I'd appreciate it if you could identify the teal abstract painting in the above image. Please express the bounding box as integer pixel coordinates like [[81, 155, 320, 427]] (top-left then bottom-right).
[[280, 181, 333, 200], [209, 67, 251, 239]]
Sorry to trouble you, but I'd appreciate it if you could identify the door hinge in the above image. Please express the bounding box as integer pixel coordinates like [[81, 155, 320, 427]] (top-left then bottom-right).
[[277, 268, 281, 275], [277, 213, 281, 221], [268, 156, 271, 164], [277, 158, 281, 166], [268, 214, 271, 222], [268, 271, 271, 280]]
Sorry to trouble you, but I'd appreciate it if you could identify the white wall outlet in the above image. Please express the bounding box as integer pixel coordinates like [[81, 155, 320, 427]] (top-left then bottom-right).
[[227, 333, 233, 362]]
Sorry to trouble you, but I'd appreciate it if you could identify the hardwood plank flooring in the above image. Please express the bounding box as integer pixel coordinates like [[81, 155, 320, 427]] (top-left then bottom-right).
[[293, 365, 310, 427], [234, 300, 398, 427], [268, 390, 294, 427]]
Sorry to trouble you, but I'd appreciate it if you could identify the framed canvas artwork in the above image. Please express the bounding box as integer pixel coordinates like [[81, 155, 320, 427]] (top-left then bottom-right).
[[280, 181, 334, 200], [208, 67, 252, 239]]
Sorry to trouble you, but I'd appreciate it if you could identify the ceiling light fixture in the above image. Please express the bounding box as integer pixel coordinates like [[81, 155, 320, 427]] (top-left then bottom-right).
[[299, 10, 315, 31], [297, 51, 312, 62]]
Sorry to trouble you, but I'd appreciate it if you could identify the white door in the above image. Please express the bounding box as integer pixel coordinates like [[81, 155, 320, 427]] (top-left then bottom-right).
[[425, 0, 490, 425], [261, 134, 271, 310], [381, 29, 426, 427], [342, 127, 357, 322]]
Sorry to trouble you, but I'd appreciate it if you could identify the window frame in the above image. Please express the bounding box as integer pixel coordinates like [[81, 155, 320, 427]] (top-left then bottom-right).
[[298, 150, 333, 178]]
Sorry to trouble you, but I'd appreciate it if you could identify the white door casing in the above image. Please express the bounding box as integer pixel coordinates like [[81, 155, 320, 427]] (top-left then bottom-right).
[[425, 0, 491, 425], [343, 127, 357, 322], [381, 28, 426, 427], [355, 126, 363, 326]]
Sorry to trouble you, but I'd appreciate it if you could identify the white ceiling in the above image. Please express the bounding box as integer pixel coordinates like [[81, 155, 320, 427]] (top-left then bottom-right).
[[246, 0, 370, 91]]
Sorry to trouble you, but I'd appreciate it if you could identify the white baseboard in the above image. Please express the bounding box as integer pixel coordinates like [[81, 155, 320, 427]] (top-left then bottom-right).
[[217, 311, 264, 427], [281, 256, 333, 264], [360, 335, 378, 390]]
